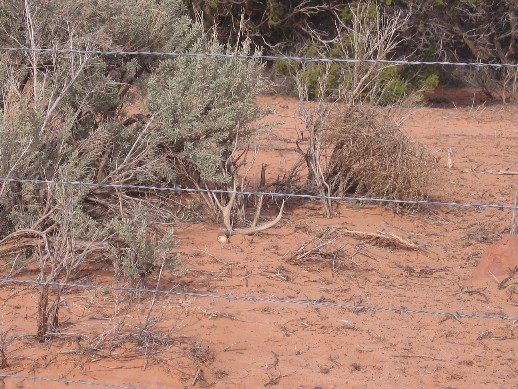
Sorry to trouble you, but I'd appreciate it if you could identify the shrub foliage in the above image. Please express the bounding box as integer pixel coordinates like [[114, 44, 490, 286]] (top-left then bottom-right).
[[324, 105, 436, 201], [0, 0, 264, 284]]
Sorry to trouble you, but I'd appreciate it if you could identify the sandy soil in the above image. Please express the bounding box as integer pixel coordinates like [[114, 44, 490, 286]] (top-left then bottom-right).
[[1, 91, 518, 389]]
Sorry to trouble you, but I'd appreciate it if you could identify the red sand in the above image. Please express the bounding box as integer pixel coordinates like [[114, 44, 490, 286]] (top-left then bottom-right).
[[1, 91, 518, 388]]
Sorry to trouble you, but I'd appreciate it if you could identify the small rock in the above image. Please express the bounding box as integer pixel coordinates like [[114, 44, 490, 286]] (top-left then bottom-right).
[[217, 235, 229, 244]]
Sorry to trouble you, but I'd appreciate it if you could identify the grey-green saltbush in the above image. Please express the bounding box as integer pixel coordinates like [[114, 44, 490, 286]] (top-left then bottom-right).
[[0, 0, 266, 286], [147, 33, 266, 184]]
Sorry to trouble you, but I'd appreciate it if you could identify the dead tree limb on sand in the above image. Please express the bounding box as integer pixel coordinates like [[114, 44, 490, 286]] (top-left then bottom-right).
[[342, 229, 421, 251], [212, 187, 285, 237]]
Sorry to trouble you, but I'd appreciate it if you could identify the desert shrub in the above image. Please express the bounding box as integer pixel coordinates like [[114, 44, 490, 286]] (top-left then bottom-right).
[[324, 105, 436, 201], [0, 0, 184, 273], [184, 0, 342, 49], [290, 3, 436, 217], [147, 36, 266, 186], [146, 26, 268, 226], [106, 207, 177, 279], [273, 3, 438, 104], [0, 0, 265, 275], [0, 0, 266, 338], [186, 0, 518, 103]]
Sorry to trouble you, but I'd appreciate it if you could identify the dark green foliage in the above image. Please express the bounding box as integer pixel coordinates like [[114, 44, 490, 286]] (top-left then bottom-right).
[[184, 0, 518, 68], [269, 4, 425, 104], [183, 0, 343, 49], [184, 0, 518, 100], [291, 3, 424, 105]]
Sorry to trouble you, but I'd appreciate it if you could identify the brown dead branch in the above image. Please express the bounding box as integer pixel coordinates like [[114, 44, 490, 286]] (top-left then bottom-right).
[[342, 229, 421, 251], [511, 192, 518, 236], [287, 226, 340, 264], [287, 228, 349, 273], [498, 266, 518, 290], [0, 229, 106, 259], [478, 170, 518, 175], [212, 187, 285, 236]]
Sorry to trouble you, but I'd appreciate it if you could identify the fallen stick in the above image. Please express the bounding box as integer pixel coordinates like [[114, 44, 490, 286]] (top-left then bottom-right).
[[477, 170, 518, 175], [192, 367, 201, 386], [511, 192, 518, 236], [0, 230, 105, 256], [394, 354, 446, 362], [342, 229, 421, 251], [498, 266, 518, 290]]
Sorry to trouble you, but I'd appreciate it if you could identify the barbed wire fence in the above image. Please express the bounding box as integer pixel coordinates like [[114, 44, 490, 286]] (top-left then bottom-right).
[[0, 373, 148, 389], [1, 45, 517, 388], [0, 177, 516, 210], [1, 46, 518, 68], [0, 277, 517, 321]]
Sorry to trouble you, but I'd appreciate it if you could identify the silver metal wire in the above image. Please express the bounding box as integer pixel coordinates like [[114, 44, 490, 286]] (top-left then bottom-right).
[[0, 373, 147, 389], [1, 277, 517, 321], [0, 177, 516, 210], [1, 46, 517, 68]]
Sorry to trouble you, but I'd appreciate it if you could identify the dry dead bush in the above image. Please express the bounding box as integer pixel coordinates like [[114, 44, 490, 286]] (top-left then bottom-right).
[[287, 226, 344, 270], [324, 105, 436, 202]]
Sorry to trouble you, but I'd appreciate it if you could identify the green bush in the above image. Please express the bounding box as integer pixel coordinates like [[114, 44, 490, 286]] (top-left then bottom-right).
[[275, 3, 440, 104], [0, 0, 265, 285], [147, 35, 266, 184]]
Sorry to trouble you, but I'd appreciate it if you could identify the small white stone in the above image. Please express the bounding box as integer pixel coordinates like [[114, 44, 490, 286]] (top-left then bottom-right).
[[217, 235, 229, 244]]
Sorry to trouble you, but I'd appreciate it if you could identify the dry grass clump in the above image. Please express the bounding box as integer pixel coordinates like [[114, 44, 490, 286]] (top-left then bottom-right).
[[287, 227, 344, 268], [324, 105, 436, 202]]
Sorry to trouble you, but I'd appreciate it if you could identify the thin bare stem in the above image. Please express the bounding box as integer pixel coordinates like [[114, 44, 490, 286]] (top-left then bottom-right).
[[510, 191, 518, 235], [141, 259, 166, 369]]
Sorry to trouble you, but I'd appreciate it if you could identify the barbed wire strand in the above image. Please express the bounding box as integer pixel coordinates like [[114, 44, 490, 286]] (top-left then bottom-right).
[[0, 177, 516, 210], [0, 373, 147, 389], [1, 277, 516, 321], [1, 46, 517, 69]]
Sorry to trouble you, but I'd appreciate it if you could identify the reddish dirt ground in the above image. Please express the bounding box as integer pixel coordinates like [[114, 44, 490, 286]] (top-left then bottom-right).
[[1, 91, 518, 388]]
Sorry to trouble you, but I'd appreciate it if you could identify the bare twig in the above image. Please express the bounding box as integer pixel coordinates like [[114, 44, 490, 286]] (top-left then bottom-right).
[[192, 367, 202, 386], [447, 147, 454, 169], [0, 138, 34, 197], [343, 229, 421, 251], [394, 354, 447, 362], [141, 259, 166, 369], [498, 266, 518, 290], [511, 192, 518, 235], [478, 170, 518, 176]]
